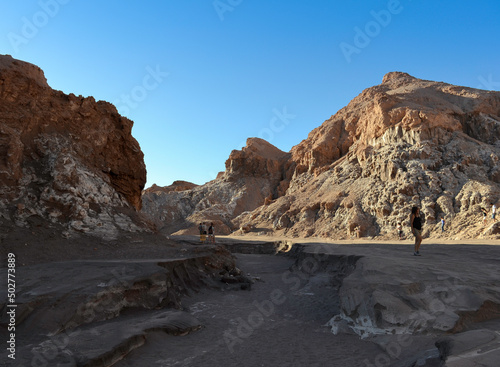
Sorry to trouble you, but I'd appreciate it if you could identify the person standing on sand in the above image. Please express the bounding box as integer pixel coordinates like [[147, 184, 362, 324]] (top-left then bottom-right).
[[440, 216, 445, 232], [410, 206, 423, 256], [208, 222, 215, 244], [492, 203, 497, 222], [481, 207, 488, 225], [198, 223, 204, 243], [397, 222, 404, 240]]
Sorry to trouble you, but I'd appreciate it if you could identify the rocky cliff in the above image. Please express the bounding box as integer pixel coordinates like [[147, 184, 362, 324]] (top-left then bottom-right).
[[0, 55, 149, 240], [142, 137, 291, 235], [144, 72, 500, 240], [234, 72, 500, 240]]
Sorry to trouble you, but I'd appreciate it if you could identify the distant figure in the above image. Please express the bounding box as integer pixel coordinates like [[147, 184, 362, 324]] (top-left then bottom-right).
[[397, 222, 404, 240], [492, 203, 497, 222], [198, 223, 206, 243], [481, 207, 488, 225], [440, 217, 445, 232], [208, 222, 215, 244], [410, 206, 423, 256]]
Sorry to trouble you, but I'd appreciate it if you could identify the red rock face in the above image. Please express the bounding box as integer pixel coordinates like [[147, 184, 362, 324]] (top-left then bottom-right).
[[0, 55, 147, 238], [143, 182, 198, 195], [225, 137, 291, 178]]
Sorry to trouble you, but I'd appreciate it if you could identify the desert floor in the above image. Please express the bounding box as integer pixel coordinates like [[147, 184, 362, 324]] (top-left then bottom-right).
[[113, 249, 444, 367], [2, 230, 499, 366]]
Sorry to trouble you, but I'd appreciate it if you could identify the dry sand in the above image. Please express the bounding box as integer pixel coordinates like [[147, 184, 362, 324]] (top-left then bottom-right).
[[114, 253, 388, 367], [2, 227, 500, 366], [111, 249, 450, 367]]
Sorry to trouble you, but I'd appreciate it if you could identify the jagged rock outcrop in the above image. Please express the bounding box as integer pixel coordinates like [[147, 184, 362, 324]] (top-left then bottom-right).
[[233, 72, 500, 240], [141, 137, 291, 235], [288, 243, 500, 340], [143, 72, 500, 240], [0, 55, 148, 239]]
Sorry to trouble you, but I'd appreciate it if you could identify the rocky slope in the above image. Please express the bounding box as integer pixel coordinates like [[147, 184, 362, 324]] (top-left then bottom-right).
[[142, 137, 292, 235], [144, 72, 500, 240], [234, 72, 500, 240], [0, 55, 149, 240]]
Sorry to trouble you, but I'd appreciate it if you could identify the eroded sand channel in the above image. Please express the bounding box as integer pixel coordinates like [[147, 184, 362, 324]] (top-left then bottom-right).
[[114, 251, 436, 367]]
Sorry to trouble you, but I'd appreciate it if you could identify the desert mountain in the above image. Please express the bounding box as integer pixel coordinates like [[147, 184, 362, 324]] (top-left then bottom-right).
[[142, 137, 292, 235], [0, 55, 149, 240], [144, 72, 500, 240]]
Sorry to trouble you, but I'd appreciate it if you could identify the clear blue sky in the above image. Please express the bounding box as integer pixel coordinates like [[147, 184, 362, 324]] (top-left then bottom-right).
[[2, 1, 499, 187]]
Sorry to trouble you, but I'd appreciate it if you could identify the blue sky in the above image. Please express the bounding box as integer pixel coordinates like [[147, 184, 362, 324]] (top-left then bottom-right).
[[1, 1, 499, 187]]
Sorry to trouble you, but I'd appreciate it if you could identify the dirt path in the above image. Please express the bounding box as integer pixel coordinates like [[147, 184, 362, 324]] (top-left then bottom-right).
[[113, 253, 384, 367]]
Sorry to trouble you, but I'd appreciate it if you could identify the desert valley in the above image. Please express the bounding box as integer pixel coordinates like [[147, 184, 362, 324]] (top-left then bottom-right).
[[1, 55, 500, 366]]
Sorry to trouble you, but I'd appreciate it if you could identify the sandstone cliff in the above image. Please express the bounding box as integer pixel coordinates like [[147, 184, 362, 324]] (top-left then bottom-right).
[[0, 55, 149, 240], [144, 72, 500, 240]]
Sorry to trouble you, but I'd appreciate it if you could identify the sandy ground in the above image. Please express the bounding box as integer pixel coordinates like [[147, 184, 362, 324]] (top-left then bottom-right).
[[2, 224, 500, 366], [112, 253, 397, 367], [110, 235, 500, 367]]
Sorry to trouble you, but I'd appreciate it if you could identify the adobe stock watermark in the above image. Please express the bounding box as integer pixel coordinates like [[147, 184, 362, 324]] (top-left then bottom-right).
[[362, 334, 414, 367], [7, 0, 72, 54], [477, 74, 500, 90], [223, 245, 332, 354], [113, 65, 169, 116], [223, 289, 287, 353], [213, 0, 243, 21], [207, 106, 295, 180], [340, 0, 408, 63], [260, 106, 296, 143], [361, 278, 462, 367], [235, 106, 296, 151]]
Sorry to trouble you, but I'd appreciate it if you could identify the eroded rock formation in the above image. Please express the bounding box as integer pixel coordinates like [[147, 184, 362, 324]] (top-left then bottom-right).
[[290, 243, 500, 365], [0, 55, 148, 239], [143, 72, 500, 240], [142, 137, 291, 235], [234, 72, 500, 240]]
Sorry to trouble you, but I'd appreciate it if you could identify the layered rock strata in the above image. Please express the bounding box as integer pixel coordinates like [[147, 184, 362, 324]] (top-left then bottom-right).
[[143, 72, 500, 240], [290, 242, 500, 365], [0, 55, 148, 239]]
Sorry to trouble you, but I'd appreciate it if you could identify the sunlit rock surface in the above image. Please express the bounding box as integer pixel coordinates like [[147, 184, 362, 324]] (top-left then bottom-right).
[[0, 55, 149, 240], [144, 72, 500, 240]]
